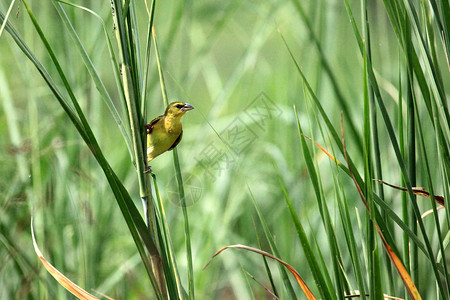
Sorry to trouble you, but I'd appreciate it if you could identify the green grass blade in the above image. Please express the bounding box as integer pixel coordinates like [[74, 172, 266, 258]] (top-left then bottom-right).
[[52, 0, 133, 159], [141, 0, 156, 117], [152, 174, 187, 299], [289, 0, 363, 154], [414, 99, 450, 295], [153, 26, 195, 300], [279, 176, 335, 300], [247, 186, 298, 299], [294, 106, 345, 299], [342, 1, 447, 295], [0, 0, 16, 39], [253, 218, 279, 298], [1, 5, 164, 298]]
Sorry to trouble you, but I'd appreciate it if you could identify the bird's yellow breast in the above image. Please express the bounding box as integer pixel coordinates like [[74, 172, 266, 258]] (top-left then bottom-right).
[[147, 116, 182, 161]]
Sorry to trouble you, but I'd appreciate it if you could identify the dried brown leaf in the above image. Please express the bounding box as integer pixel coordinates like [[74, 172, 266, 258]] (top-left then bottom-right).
[[31, 219, 103, 300], [204, 244, 316, 300], [376, 180, 444, 206]]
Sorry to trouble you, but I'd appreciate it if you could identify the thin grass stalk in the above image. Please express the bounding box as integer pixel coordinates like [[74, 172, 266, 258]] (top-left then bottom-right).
[[414, 99, 450, 296], [128, 2, 143, 97], [399, 0, 450, 140], [141, 0, 156, 117], [153, 28, 195, 300], [423, 0, 449, 65], [283, 31, 401, 262], [363, 2, 395, 293], [405, 21, 419, 288], [151, 174, 187, 299], [289, 0, 363, 154], [342, 2, 446, 295], [295, 105, 345, 299], [422, 0, 450, 235], [302, 86, 368, 296], [253, 218, 279, 298], [360, 4, 379, 299], [279, 176, 335, 300], [247, 186, 298, 299], [0, 0, 16, 38], [110, 0, 148, 217], [307, 223, 336, 295], [153, 210, 181, 299], [172, 149, 194, 300], [398, 51, 410, 298], [303, 82, 369, 296], [434, 118, 450, 230], [334, 173, 368, 298], [51, 1, 134, 159], [109, 2, 166, 296], [362, 31, 383, 298]]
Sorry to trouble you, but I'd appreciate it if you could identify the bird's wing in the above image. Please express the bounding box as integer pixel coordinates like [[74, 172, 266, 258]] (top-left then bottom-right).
[[168, 130, 183, 151], [146, 115, 163, 134]]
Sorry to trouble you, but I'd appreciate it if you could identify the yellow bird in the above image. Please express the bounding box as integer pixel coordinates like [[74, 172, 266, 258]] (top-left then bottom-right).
[[145, 101, 194, 172]]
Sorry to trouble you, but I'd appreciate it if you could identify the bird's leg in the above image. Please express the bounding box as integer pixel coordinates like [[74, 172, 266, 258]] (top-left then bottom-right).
[[144, 156, 152, 174]]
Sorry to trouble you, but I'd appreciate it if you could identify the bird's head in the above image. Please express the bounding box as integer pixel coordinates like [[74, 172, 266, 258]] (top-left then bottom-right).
[[164, 101, 195, 118]]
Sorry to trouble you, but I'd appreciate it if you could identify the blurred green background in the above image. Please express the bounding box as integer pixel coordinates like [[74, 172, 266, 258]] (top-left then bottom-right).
[[1, 0, 449, 299]]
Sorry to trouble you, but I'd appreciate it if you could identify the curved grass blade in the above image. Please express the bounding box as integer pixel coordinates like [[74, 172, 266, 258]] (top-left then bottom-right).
[[31, 220, 101, 300], [203, 244, 316, 300]]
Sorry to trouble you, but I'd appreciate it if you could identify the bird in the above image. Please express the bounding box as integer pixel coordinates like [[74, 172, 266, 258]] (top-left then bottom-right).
[[145, 101, 194, 172]]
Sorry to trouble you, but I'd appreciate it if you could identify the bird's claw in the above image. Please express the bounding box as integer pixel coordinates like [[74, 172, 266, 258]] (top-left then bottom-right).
[[145, 123, 153, 134], [144, 165, 153, 174]]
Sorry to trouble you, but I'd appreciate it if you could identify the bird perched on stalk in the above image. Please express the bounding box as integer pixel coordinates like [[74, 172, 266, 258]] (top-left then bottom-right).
[[145, 101, 194, 172]]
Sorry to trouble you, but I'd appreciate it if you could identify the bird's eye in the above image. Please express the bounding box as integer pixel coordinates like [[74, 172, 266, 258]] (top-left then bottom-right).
[[175, 104, 184, 109]]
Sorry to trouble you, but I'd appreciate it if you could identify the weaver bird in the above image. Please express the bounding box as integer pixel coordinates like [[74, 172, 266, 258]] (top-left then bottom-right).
[[145, 101, 194, 172]]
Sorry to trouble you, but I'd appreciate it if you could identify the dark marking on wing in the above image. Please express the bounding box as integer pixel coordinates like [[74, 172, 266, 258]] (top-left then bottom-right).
[[145, 115, 163, 134], [168, 130, 183, 151]]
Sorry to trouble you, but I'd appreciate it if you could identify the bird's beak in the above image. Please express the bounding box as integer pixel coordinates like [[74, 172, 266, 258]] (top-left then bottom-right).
[[181, 103, 194, 112]]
